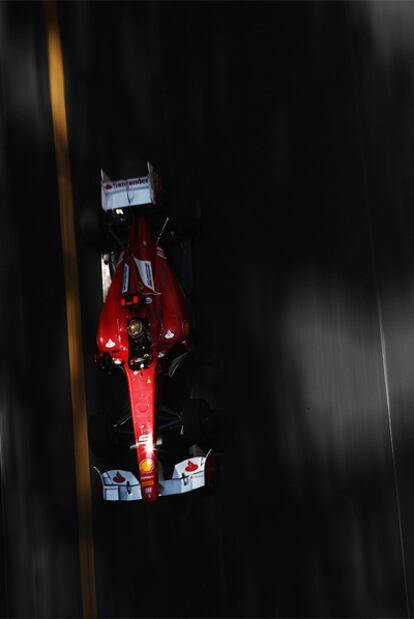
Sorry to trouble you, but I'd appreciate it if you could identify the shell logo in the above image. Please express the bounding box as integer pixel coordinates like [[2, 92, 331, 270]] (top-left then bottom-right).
[[140, 459, 154, 474]]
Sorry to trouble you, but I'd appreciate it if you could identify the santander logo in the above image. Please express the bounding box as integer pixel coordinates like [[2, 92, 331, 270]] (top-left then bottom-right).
[[185, 461, 199, 473], [113, 472, 126, 483]]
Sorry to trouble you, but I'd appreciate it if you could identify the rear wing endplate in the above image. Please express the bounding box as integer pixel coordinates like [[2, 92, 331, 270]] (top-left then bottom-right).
[[101, 162, 158, 212]]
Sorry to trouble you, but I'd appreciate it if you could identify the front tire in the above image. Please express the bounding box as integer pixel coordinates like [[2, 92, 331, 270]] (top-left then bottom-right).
[[181, 398, 217, 446], [88, 413, 121, 459]]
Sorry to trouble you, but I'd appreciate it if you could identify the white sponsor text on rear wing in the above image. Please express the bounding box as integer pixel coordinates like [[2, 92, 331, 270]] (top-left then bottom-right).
[[101, 162, 158, 211]]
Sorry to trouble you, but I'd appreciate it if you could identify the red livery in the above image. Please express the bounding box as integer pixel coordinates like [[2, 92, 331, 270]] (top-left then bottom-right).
[[96, 216, 189, 502], [90, 163, 214, 503]]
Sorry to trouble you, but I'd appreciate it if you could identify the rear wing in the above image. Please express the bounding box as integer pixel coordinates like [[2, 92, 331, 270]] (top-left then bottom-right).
[[101, 162, 159, 212]]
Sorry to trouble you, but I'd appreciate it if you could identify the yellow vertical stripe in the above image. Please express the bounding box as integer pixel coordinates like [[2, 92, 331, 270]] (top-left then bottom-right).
[[44, 2, 97, 617]]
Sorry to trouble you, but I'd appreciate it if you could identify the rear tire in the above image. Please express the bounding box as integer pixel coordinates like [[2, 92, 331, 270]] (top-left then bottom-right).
[[79, 207, 110, 252], [168, 189, 202, 238]]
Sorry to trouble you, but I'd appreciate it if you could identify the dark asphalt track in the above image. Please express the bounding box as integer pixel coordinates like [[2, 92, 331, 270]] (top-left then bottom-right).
[[0, 2, 82, 617], [2, 1, 414, 617]]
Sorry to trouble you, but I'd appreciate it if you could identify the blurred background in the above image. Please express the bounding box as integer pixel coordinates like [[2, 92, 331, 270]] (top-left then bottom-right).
[[2, 1, 414, 617]]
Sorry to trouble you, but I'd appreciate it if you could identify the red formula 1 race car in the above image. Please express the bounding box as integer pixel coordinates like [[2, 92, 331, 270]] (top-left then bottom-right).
[[88, 163, 215, 503]]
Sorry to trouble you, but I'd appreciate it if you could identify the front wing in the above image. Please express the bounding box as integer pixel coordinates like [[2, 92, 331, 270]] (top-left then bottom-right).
[[94, 451, 212, 501]]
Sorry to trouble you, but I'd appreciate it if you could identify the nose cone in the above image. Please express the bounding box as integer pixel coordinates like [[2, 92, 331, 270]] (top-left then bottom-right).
[[141, 482, 158, 502]]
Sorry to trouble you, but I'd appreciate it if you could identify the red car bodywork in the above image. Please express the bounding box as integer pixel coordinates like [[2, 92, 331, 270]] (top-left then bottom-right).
[[96, 215, 189, 502]]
